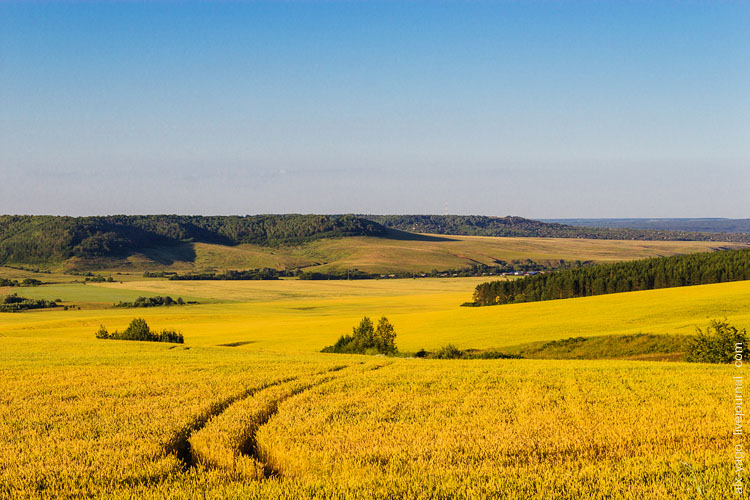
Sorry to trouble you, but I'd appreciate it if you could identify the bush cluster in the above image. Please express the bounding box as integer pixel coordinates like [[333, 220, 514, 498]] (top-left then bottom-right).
[[96, 318, 184, 344], [322, 316, 397, 355], [686, 319, 747, 363]]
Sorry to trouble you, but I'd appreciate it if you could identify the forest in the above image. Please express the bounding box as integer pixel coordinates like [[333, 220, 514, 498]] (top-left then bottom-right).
[[470, 247, 750, 306]]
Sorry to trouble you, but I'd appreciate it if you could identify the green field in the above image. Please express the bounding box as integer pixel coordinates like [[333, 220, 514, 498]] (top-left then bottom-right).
[[0, 271, 741, 498]]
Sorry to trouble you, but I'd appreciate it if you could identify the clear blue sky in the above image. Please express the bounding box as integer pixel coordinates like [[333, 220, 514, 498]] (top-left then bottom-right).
[[1, 1, 748, 217]]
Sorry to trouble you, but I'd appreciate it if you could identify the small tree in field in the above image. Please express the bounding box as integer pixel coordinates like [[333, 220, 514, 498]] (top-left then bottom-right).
[[121, 318, 152, 341], [95, 324, 109, 339]]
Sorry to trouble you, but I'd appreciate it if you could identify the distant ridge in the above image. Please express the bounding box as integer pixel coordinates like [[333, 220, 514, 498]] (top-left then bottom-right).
[[542, 218, 750, 234], [366, 214, 750, 242]]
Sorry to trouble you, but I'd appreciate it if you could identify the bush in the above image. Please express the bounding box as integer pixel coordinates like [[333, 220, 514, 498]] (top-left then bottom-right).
[[322, 316, 397, 354], [96, 318, 184, 344], [686, 319, 747, 363], [434, 344, 465, 359]]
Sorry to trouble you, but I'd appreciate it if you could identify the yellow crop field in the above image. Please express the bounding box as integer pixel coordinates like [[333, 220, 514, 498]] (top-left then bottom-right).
[[0, 276, 744, 498], [4, 278, 750, 351]]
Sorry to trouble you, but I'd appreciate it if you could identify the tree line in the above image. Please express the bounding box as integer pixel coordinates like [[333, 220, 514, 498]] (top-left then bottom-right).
[[470, 247, 750, 306], [113, 296, 193, 308], [0, 294, 59, 312]]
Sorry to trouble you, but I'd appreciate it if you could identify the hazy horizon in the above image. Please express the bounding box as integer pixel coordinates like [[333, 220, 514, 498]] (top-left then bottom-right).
[[2, 2, 748, 218]]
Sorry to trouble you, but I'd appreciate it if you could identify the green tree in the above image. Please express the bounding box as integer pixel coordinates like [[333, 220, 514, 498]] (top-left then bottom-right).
[[374, 316, 397, 354], [95, 324, 109, 339], [351, 316, 375, 351], [121, 318, 152, 341]]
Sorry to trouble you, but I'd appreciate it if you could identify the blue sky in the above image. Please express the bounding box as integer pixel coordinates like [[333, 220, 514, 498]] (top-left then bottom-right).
[[1, 1, 748, 217]]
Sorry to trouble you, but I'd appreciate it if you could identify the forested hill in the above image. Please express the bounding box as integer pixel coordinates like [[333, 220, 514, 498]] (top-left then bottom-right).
[[0, 215, 386, 264], [366, 215, 750, 242], [470, 247, 750, 307]]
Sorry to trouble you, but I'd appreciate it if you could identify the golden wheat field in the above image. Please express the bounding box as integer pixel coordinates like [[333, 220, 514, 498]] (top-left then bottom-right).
[[0, 275, 742, 499]]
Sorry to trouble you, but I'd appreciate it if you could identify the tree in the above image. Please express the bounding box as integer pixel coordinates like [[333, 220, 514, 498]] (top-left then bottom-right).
[[374, 317, 397, 354], [122, 318, 151, 341], [95, 324, 109, 339]]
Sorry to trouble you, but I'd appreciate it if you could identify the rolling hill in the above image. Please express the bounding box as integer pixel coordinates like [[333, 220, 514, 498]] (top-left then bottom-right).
[[2, 214, 748, 273]]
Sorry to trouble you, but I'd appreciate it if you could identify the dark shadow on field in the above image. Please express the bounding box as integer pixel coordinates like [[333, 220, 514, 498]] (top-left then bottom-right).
[[381, 228, 457, 242], [217, 341, 257, 347]]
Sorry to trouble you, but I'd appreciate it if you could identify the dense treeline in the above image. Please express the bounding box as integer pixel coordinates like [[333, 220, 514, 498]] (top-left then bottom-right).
[[299, 261, 587, 280], [0, 214, 386, 264], [0, 294, 58, 312], [0, 278, 42, 287], [470, 248, 750, 306], [367, 214, 750, 242], [168, 269, 280, 280], [113, 296, 191, 308]]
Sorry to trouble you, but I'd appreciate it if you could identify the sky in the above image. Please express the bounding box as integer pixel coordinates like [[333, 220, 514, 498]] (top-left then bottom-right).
[[1, 1, 748, 218]]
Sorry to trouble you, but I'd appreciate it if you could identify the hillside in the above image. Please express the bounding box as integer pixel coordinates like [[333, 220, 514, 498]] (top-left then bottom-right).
[[2, 214, 749, 272], [2, 234, 741, 276], [0, 215, 386, 266], [367, 214, 750, 242]]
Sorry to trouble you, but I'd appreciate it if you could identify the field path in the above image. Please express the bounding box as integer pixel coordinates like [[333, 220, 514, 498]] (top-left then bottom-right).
[[185, 361, 389, 478]]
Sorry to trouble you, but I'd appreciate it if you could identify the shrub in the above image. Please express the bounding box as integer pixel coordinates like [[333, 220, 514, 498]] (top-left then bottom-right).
[[686, 319, 747, 363], [434, 344, 464, 359]]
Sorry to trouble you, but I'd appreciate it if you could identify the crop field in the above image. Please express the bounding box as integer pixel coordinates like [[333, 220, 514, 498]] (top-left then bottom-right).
[[3, 278, 750, 351], [0, 276, 743, 498]]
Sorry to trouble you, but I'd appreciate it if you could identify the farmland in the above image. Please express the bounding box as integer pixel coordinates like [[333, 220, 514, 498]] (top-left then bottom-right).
[[3, 277, 750, 350], [0, 272, 742, 498]]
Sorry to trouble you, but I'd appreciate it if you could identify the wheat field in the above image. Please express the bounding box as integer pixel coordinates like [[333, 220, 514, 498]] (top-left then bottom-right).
[[0, 276, 742, 498]]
